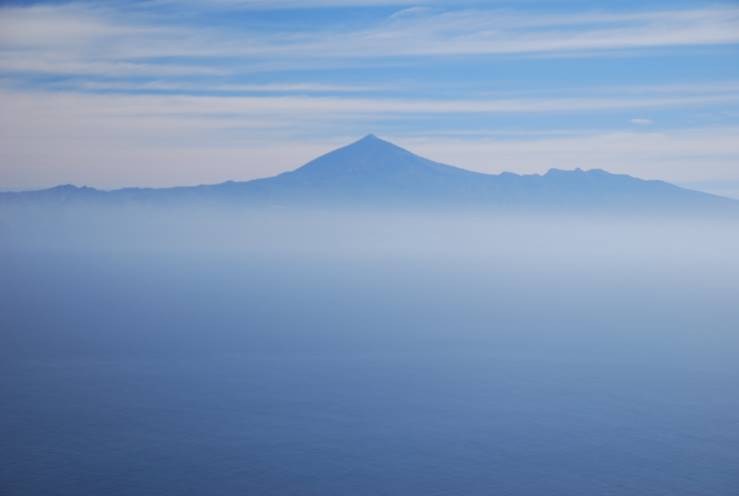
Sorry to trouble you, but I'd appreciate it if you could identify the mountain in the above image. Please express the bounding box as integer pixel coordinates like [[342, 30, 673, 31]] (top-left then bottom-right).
[[2, 134, 736, 213]]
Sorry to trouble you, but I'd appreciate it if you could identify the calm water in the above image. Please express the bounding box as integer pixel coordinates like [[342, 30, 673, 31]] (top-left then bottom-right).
[[2, 212, 738, 495]]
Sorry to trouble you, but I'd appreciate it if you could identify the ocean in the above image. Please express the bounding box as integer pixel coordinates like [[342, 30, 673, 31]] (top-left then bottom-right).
[[2, 211, 738, 495]]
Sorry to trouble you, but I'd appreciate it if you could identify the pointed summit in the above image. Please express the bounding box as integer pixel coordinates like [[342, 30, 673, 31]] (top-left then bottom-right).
[[341, 133, 389, 150], [344, 133, 393, 150], [285, 134, 471, 181]]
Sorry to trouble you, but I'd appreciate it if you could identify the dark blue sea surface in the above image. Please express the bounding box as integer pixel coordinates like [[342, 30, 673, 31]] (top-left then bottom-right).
[[2, 213, 738, 495]]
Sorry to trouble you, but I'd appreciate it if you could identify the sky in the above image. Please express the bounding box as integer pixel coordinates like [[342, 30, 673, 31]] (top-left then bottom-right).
[[1, 0, 739, 197]]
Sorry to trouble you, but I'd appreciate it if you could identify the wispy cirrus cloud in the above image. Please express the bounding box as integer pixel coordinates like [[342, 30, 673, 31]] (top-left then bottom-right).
[[0, 3, 220, 77], [2, 3, 739, 80], [0, 55, 226, 77], [192, 0, 432, 7], [52, 80, 388, 94], [301, 6, 739, 57], [3, 85, 737, 119]]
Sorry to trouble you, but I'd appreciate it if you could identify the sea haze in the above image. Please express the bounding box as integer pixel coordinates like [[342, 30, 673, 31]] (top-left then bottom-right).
[[2, 208, 738, 495]]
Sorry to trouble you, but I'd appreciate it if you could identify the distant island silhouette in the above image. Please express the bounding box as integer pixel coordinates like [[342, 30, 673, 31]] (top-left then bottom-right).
[[2, 134, 736, 213]]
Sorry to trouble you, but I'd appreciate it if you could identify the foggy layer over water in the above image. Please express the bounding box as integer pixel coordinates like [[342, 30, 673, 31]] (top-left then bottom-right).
[[2, 208, 739, 495]]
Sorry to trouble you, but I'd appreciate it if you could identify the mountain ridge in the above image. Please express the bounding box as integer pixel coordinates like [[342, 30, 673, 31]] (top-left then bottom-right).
[[2, 134, 736, 213]]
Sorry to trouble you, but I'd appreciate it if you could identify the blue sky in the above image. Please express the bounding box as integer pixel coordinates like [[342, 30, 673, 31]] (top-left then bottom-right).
[[1, 0, 739, 196]]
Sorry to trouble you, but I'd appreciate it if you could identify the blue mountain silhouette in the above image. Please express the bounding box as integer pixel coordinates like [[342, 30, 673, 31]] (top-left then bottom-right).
[[2, 134, 736, 212]]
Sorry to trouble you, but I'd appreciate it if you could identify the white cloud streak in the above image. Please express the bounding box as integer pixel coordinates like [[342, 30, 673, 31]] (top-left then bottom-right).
[[2, 86, 737, 121], [193, 0, 430, 7], [61, 81, 387, 93]]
